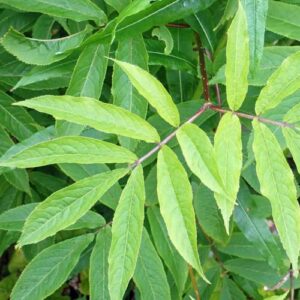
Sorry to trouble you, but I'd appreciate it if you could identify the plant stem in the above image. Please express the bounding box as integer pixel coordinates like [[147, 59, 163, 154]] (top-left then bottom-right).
[[130, 103, 212, 168], [194, 33, 211, 102], [210, 105, 295, 128], [189, 266, 201, 300]]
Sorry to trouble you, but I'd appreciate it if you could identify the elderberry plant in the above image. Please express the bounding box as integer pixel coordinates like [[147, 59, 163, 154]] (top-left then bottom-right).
[[0, 0, 299, 299]]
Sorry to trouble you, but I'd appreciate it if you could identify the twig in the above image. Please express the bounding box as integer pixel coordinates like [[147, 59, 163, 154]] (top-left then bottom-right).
[[189, 266, 201, 300], [194, 33, 211, 102], [130, 102, 212, 168], [210, 105, 296, 129]]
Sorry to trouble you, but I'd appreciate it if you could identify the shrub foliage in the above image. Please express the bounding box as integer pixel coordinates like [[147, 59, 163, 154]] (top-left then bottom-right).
[[0, 0, 300, 299]]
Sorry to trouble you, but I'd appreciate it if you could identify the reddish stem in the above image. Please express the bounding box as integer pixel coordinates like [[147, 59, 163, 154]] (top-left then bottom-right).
[[194, 33, 211, 102]]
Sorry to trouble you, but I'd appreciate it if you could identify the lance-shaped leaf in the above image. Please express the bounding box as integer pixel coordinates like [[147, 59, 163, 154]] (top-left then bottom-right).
[[147, 207, 188, 294], [252, 120, 300, 270], [225, 2, 250, 110], [11, 234, 94, 300], [214, 113, 242, 233], [15, 95, 160, 143], [90, 227, 111, 300], [282, 103, 300, 173], [0, 136, 137, 168], [0, 91, 36, 141], [108, 166, 145, 300], [111, 59, 180, 127], [0, 0, 107, 24], [112, 35, 148, 151], [133, 228, 171, 300], [157, 146, 207, 281], [267, 0, 300, 41], [0, 203, 106, 232], [255, 51, 300, 115], [67, 43, 109, 99], [241, 0, 268, 73], [18, 168, 128, 246], [56, 42, 110, 137], [1, 27, 90, 66], [177, 123, 226, 195]]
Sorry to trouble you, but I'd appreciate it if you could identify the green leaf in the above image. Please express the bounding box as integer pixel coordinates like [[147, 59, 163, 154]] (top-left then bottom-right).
[[16, 95, 160, 143], [177, 123, 225, 195], [104, 0, 130, 13], [112, 34, 148, 150], [0, 203, 105, 231], [283, 103, 300, 173], [59, 163, 122, 210], [111, 59, 180, 127], [0, 0, 107, 24], [221, 277, 247, 300], [255, 51, 300, 115], [210, 46, 300, 87], [90, 227, 111, 300], [225, 1, 250, 110], [0, 204, 37, 231], [147, 207, 188, 294], [108, 165, 145, 300], [267, 0, 300, 41], [214, 113, 242, 233], [67, 44, 109, 99], [18, 168, 128, 246], [252, 120, 300, 270], [32, 15, 55, 39], [0, 136, 137, 168], [235, 182, 287, 271], [217, 233, 264, 261], [11, 234, 94, 300], [133, 228, 171, 300], [0, 126, 30, 195], [192, 183, 230, 245], [152, 26, 174, 55], [1, 27, 90, 66], [241, 0, 268, 73], [157, 146, 207, 281], [185, 11, 216, 53], [56, 43, 110, 137], [86, 0, 205, 44], [12, 58, 76, 91], [0, 91, 36, 140], [224, 258, 283, 286]]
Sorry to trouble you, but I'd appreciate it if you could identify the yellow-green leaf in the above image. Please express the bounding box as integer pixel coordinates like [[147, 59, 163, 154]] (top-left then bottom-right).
[[11, 234, 94, 300], [111, 59, 180, 127], [225, 1, 250, 110], [18, 168, 128, 246], [252, 120, 300, 270], [0, 136, 137, 168], [255, 51, 300, 115], [214, 113, 242, 233], [15, 95, 160, 143], [176, 123, 226, 195], [108, 165, 145, 300], [157, 146, 207, 281]]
